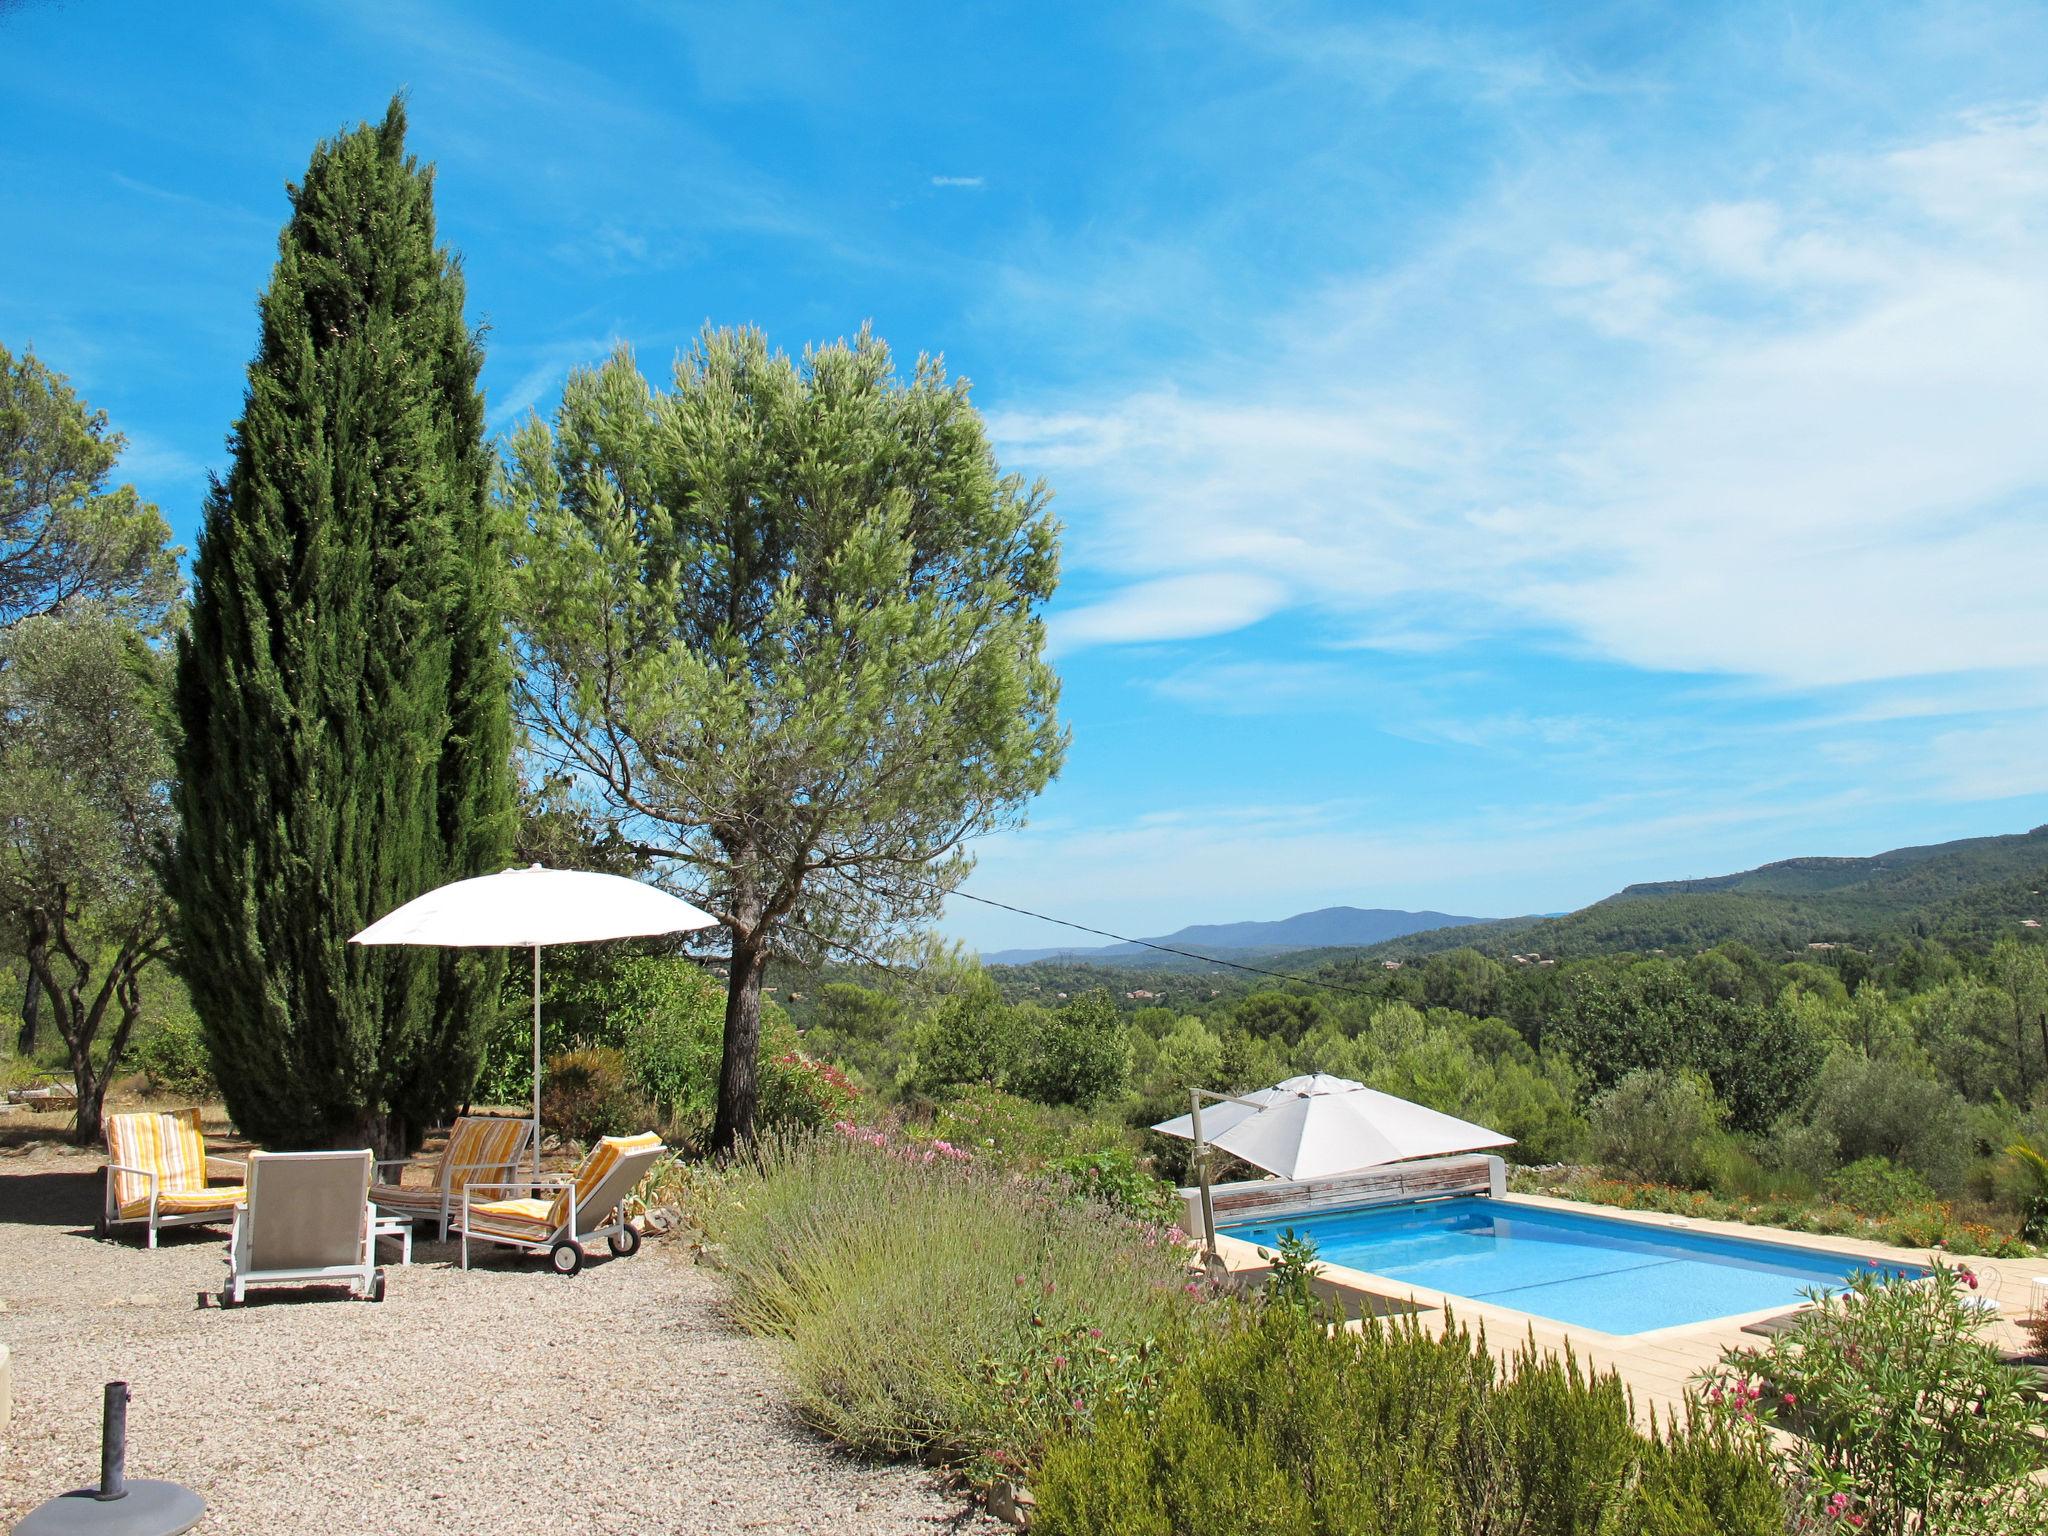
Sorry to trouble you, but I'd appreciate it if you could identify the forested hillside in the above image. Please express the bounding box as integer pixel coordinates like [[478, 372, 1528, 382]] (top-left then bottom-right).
[[1336, 826, 2048, 964]]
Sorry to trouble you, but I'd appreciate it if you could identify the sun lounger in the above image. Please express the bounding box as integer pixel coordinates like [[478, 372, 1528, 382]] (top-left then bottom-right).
[[101, 1108, 245, 1248], [370, 1114, 533, 1239], [455, 1132, 665, 1276], [223, 1150, 384, 1304]]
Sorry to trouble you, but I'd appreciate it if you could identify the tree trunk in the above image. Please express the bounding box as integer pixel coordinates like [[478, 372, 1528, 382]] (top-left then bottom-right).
[[349, 1109, 412, 1162], [712, 938, 767, 1156], [16, 960, 41, 1056]]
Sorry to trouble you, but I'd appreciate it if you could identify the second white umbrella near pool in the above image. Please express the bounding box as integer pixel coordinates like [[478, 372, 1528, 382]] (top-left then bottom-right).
[[351, 866, 719, 1172], [1155, 1073, 1513, 1183]]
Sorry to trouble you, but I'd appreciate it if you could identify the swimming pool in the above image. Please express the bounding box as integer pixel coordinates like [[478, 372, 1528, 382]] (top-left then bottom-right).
[[1221, 1197, 1924, 1335]]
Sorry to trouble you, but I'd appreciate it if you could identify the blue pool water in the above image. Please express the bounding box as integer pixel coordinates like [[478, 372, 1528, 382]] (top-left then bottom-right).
[[1221, 1198, 1923, 1335]]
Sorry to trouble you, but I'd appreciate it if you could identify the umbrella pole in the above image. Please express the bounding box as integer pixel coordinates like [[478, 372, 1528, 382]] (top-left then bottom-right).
[[1191, 1088, 1217, 1263], [531, 945, 542, 1180]]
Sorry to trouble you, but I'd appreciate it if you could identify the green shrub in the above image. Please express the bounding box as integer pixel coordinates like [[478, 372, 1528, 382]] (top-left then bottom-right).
[[1017, 989, 1130, 1108], [690, 1127, 1193, 1481], [1704, 1260, 2048, 1534], [1033, 1303, 1787, 1535], [929, 1083, 1080, 1165], [1590, 1069, 1727, 1188], [130, 1014, 217, 1097], [539, 1046, 645, 1143], [1810, 1048, 1972, 1193], [1048, 1145, 1179, 1227], [2003, 1138, 2048, 1240], [1824, 1155, 1936, 1215]]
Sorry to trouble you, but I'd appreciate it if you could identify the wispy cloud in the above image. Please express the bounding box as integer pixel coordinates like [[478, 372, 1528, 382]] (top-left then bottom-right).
[[930, 174, 985, 189], [1004, 104, 2048, 696]]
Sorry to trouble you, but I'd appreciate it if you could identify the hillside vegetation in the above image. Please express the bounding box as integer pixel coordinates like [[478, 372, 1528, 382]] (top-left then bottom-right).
[[1332, 825, 2048, 965]]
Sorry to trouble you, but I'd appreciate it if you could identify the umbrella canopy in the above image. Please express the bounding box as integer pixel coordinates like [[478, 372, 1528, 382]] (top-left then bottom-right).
[[352, 866, 719, 1173], [1154, 1074, 1512, 1182], [351, 866, 717, 948], [1149, 1073, 1361, 1141]]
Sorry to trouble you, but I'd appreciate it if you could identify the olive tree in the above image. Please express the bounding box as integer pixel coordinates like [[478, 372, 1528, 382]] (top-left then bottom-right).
[[505, 326, 1065, 1150], [0, 607, 176, 1141]]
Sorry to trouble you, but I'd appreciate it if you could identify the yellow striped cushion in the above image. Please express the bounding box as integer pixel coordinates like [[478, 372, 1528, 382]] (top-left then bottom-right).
[[466, 1195, 559, 1240], [151, 1185, 244, 1217], [369, 1183, 445, 1212], [106, 1109, 211, 1215], [550, 1132, 662, 1227], [442, 1116, 530, 1195]]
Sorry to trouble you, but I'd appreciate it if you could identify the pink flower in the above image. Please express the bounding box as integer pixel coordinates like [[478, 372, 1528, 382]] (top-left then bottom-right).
[[1051, 1355, 1068, 1369], [1087, 1327, 1102, 1339], [1828, 1493, 1849, 1513], [1782, 1392, 1797, 1408]]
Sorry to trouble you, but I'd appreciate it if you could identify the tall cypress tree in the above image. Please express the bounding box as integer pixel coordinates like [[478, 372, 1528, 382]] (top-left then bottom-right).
[[170, 99, 513, 1155]]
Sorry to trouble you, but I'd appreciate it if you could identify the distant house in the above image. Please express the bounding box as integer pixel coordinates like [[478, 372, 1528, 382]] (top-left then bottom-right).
[[2024, 919, 2042, 929], [1381, 960, 1404, 970], [1807, 942, 1838, 951], [1126, 989, 1158, 1001]]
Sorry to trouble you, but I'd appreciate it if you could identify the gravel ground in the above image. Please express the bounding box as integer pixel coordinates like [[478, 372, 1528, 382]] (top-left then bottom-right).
[[0, 1140, 998, 1535]]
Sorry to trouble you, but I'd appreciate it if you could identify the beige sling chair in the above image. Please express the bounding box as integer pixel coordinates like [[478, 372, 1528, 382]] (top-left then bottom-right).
[[222, 1150, 385, 1305]]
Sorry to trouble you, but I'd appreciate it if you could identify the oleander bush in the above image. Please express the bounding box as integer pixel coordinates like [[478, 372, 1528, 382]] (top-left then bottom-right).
[[1703, 1261, 2048, 1535], [690, 1126, 1197, 1481], [1032, 1299, 1789, 1536]]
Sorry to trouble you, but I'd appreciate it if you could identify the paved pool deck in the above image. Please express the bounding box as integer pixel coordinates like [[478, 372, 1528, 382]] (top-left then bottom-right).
[[1210, 1190, 2048, 1425]]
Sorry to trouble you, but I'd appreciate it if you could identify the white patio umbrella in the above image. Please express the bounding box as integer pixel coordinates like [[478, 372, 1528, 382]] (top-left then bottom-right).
[[1153, 1074, 1513, 1257], [351, 866, 719, 1173], [1149, 1073, 1360, 1142]]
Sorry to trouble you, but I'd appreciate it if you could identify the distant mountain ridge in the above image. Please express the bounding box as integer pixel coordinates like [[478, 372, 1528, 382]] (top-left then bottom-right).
[[981, 905, 1490, 967], [1331, 826, 2048, 965]]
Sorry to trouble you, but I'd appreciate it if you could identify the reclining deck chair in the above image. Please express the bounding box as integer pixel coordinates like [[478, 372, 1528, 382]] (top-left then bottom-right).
[[224, 1150, 384, 1305], [456, 1132, 666, 1276], [370, 1114, 533, 1239], [102, 1108, 245, 1248]]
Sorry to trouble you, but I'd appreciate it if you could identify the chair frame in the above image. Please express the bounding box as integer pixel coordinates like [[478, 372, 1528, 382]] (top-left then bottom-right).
[[370, 1116, 534, 1239], [223, 1150, 383, 1305], [102, 1142, 246, 1249], [455, 1140, 665, 1276]]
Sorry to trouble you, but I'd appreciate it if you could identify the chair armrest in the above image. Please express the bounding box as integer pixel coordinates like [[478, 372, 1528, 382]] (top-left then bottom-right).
[[107, 1161, 159, 1184]]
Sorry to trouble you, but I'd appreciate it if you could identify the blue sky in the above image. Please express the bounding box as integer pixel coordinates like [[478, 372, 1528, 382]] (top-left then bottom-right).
[[6, 1, 2048, 953]]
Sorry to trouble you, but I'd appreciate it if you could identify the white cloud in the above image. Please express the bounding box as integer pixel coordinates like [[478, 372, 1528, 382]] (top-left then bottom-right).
[[1051, 572, 1289, 648], [930, 175, 985, 188], [1005, 105, 2048, 697]]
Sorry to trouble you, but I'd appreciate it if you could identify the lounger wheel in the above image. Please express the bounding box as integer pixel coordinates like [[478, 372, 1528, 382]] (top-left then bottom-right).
[[219, 1289, 245, 1308], [366, 1270, 386, 1303], [549, 1240, 584, 1276], [608, 1226, 641, 1259]]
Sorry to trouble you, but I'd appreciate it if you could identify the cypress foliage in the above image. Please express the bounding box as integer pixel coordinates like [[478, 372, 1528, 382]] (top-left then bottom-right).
[[169, 99, 513, 1155]]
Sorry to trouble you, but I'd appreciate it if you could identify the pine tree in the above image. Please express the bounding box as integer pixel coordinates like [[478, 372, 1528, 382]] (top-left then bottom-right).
[[169, 99, 513, 1155]]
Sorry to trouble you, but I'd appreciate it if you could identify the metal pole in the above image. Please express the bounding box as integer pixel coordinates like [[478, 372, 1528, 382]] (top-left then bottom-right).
[[98, 1381, 128, 1501], [1190, 1088, 1217, 1262], [531, 945, 543, 1180]]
